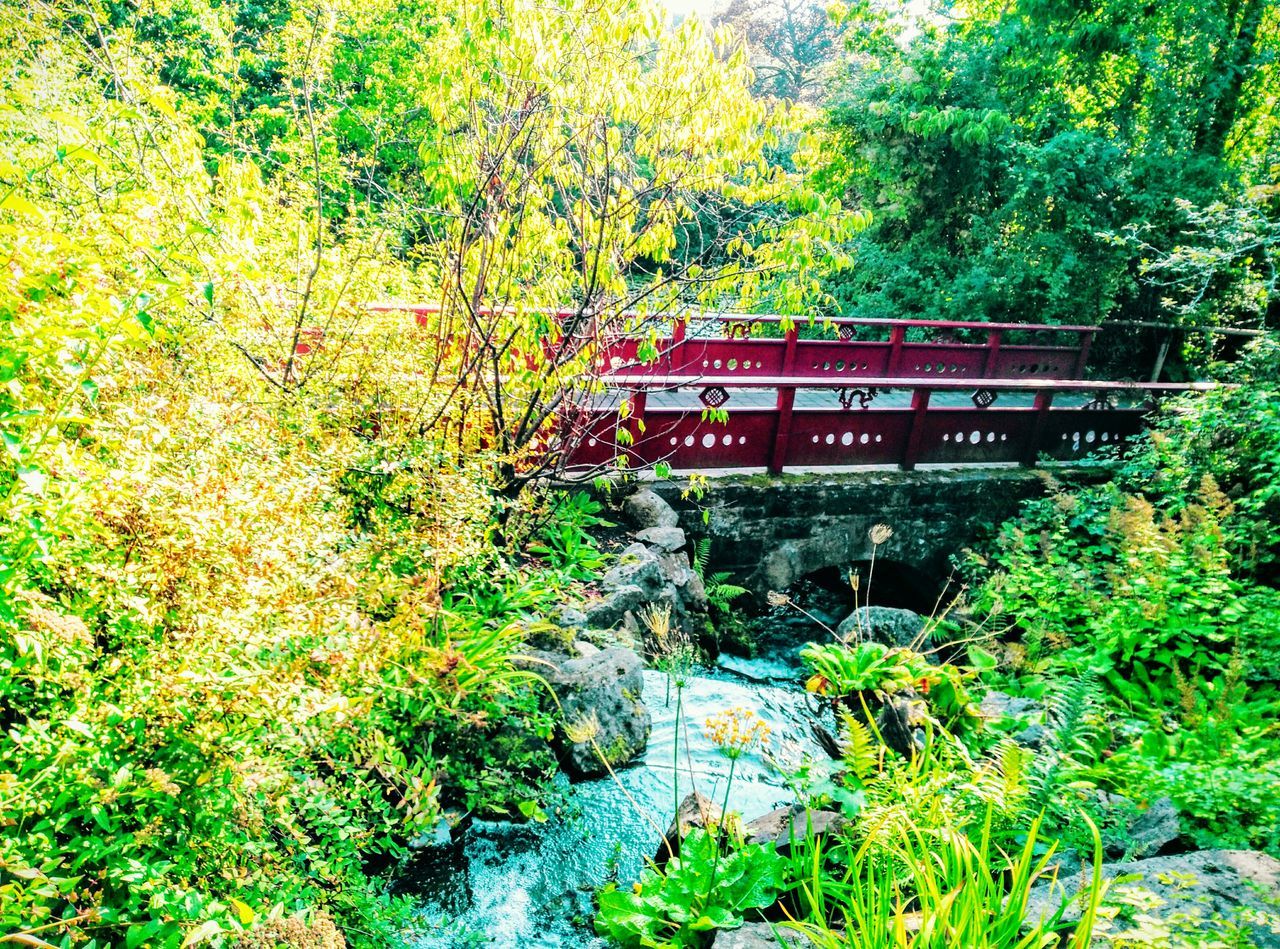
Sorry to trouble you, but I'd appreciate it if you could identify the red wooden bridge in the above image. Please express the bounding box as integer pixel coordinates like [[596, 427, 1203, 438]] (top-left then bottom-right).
[[367, 305, 1214, 475], [560, 312, 1212, 474]]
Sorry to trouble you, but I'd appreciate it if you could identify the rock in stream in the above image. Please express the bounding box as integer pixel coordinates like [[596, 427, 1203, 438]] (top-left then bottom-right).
[[402, 668, 831, 948]]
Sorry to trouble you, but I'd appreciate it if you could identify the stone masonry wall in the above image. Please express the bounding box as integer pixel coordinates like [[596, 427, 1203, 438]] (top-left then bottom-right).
[[645, 467, 1103, 595]]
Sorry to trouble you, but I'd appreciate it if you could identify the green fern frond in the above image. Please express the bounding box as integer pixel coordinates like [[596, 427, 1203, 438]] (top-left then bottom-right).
[[1029, 670, 1102, 813], [692, 536, 711, 579], [839, 711, 879, 782], [997, 740, 1031, 802], [708, 573, 749, 602]]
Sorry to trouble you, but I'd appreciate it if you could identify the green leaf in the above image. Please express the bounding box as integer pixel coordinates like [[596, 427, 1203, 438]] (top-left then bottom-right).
[[967, 645, 999, 672], [0, 192, 42, 216], [181, 920, 223, 947]]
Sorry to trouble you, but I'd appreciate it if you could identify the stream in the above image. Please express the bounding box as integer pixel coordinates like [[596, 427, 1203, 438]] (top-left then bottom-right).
[[401, 582, 852, 947]]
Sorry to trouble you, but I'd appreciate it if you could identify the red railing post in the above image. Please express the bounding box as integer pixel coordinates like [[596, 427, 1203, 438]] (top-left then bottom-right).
[[669, 317, 687, 373], [1022, 390, 1054, 465], [770, 385, 796, 474], [887, 324, 906, 375], [629, 389, 648, 463], [781, 322, 798, 374], [1073, 330, 1094, 379], [901, 387, 931, 470], [983, 329, 1002, 375]]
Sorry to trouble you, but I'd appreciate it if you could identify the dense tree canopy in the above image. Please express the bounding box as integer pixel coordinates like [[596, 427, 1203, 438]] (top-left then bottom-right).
[[816, 0, 1279, 329]]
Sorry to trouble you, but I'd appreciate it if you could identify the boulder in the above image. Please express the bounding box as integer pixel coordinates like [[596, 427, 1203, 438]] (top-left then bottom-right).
[[1025, 850, 1280, 947], [744, 805, 845, 856], [623, 489, 680, 529], [655, 791, 721, 867], [711, 923, 805, 948], [980, 691, 1042, 720], [836, 606, 927, 649], [1124, 795, 1182, 859], [656, 551, 708, 614], [980, 691, 1048, 750], [601, 543, 667, 598], [542, 646, 651, 780], [584, 583, 649, 629], [681, 570, 710, 614], [555, 606, 589, 630], [636, 525, 688, 552], [577, 625, 639, 653]]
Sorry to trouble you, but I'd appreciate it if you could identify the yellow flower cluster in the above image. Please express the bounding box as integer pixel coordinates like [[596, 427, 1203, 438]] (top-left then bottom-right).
[[704, 707, 771, 758]]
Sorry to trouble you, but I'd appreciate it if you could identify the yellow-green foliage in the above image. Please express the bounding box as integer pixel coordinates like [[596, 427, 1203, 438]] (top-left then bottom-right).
[[0, 9, 556, 946]]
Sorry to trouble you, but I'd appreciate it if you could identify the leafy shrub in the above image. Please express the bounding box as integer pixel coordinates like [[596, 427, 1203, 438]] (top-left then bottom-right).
[[967, 478, 1280, 700], [595, 829, 786, 948], [801, 641, 983, 736]]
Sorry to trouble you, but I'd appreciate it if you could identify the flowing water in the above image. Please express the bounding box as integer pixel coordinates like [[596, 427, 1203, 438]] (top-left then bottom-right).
[[402, 665, 834, 948], [400, 578, 863, 947]]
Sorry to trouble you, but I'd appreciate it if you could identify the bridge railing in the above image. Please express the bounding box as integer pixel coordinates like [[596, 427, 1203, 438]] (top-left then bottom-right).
[[369, 304, 1098, 383], [597, 314, 1098, 382], [564, 376, 1215, 474]]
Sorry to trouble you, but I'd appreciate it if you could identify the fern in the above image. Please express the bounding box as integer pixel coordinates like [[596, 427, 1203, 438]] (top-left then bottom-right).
[[692, 536, 711, 579], [967, 740, 1032, 816], [689, 538, 748, 610], [1028, 670, 1103, 814], [839, 711, 879, 782], [708, 572, 749, 602]]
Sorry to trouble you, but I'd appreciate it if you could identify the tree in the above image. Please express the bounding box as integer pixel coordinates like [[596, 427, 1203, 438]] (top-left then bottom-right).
[[404, 0, 857, 499], [814, 0, 1280, 333], [713, 0, 847, 102]]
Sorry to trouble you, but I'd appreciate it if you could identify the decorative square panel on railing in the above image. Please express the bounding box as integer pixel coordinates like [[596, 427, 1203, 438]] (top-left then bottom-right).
[[971, 388, 998, 409], [724, 321, 760, 339], [699, 385, 730, 408]]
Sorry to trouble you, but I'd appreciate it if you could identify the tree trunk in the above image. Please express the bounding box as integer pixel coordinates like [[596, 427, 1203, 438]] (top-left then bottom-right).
[[1195, 0, 1266, 159]]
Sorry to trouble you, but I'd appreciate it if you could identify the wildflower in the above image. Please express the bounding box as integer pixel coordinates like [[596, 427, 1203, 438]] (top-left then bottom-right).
[[23, 605, 93, 647], [144, 768, 181, 796], [868, 523, 893, 546], [766, 590, 789, 607], [564, 712, 601, 744], [704, 707, 771, 759], [648, 605, 696, 688], [640, 603, 672, 643]]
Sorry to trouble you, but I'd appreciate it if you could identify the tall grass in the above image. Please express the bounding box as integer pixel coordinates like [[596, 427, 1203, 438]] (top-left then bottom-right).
[[778, 806, 1103, 948]]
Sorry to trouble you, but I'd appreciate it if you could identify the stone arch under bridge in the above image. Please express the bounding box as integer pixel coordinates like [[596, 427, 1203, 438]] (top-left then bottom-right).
[[644, 467, 1101, 600]]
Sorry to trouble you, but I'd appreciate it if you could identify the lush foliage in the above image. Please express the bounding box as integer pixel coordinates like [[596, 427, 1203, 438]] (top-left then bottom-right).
[[963, 339, 1280, 852], [2, 0, 1277, 944], [596, 828, 787, 947], [0, 0, 843, 942], [814, 0, 1279, 338]]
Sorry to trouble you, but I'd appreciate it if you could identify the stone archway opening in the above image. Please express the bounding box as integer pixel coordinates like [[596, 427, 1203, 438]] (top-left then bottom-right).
[[781, 559, 944, 632], [842, 557, 944, 615]]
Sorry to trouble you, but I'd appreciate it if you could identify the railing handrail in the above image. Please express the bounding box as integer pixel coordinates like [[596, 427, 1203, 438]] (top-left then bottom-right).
[[367, 302, 1099, 336], [594, 374, 1218, 394]]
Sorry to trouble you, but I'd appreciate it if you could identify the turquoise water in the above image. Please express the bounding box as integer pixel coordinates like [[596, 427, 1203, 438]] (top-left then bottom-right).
[[403, 667, 831, 948]]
